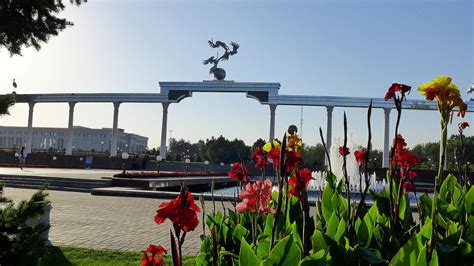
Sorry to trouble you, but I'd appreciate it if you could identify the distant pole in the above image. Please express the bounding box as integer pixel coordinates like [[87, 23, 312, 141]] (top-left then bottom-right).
[[300, 106, 304, 138]]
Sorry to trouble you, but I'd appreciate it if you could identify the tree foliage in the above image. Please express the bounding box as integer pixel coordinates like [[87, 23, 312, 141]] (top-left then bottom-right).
[[0, 184, 50, 265], [412, 135, 474, 169], [0, 0, 86, 56]]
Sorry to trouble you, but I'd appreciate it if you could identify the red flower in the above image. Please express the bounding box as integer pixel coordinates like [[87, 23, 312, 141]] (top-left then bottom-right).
[[394, 134, 407, 151], [154, 187, 200, 232], [141, 244, 167, 266], [393, 149, 419, 169], [288, 168, 313, 200], [267, 149, 280, 169], [251, 147, 268, 169], [402, 181, 415, 193], [228, 162, 249, 182], [338, 146, 350, 156], [236, 179, 275, 215], [285, 151, 303, 173], [459, 122, 470, 130], [354, 150, 367, 165], [385, 83, 412, 101], [391, 134, 419, 183]]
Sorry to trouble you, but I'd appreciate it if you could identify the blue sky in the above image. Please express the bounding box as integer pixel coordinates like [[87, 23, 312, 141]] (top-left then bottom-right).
[[0, 0, 472, 150]]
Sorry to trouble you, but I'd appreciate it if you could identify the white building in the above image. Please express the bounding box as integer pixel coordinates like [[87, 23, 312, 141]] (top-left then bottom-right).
[[0, 126, 148, 153]]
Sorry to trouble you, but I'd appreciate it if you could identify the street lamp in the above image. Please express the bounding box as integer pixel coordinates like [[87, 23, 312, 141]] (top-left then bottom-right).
[[122, 152, 129, 175], [156, 155, 163, 174], [204, 160, 210, 174], [100, 141, 104, 153], [185, 158, 191, 175]]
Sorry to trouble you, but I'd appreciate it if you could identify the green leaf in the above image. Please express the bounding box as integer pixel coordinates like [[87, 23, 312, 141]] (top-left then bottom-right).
[[222, 221, 229, 244], [321, 185, 334, 223], [399, 193, 407, 221], [355, 217, 369, 247], [390, 221, 431, 266], [363, 204, 377, 247], [256, 236, 271, 259], [334, 218, 346, 242], [371, 190, 391, 217], [264, 213, 274, 235], [311, 229, 328, 252], [299, 250, 327, 266], [290, 222, 304, 252], [417, 245, 439, 266], [263, 235, 301, 266], [439, 174, 457, 202], [326, 212, 339, 239], [465, 187, 474, 215], [325, 171, 337, 188], [357, 246, 386, 264], [239, 238, 261, 266], [232, 224, 249, 245]]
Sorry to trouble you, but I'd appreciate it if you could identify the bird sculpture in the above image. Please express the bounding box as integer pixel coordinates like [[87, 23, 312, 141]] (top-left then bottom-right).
[[203, 40, 239, 80], [468, 84, 474, 94]]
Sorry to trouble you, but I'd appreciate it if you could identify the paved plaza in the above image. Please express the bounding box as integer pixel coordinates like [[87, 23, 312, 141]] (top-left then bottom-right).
[[0, 167, 116, 180], [4, 187, 232, 255]]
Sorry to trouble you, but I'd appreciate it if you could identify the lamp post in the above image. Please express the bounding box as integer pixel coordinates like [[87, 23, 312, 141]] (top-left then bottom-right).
[[122, 152, 129, 175], [156, 155, 163, 174], [100, 141, 104, 153], [185, 158, 191, 175], [204, 160, 210, 174]]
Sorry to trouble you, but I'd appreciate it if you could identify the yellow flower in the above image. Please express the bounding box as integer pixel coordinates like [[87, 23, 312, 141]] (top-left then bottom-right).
[[287, 133, 303, 152], [263, 140, 281, 152], [418, 75, 467, 118]]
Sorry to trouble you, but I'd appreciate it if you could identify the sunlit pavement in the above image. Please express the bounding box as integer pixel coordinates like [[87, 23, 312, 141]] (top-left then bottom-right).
[[4, 187, 230, 254], [0, 167, 116, 180]]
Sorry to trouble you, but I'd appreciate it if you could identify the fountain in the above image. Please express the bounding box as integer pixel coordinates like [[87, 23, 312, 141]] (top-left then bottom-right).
[[307, 135, 388, 196]]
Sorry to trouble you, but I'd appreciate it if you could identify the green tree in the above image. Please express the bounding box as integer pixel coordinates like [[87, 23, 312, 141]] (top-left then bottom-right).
[[300, 144, 325, 170], [0, 0, 86, 56], [0, 184, 50, 265], [251, 138, 266, 151]]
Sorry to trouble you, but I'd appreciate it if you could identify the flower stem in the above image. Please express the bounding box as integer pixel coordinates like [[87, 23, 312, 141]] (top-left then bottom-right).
[[428, 117, 447, 260], [342, 113, 351, 233]]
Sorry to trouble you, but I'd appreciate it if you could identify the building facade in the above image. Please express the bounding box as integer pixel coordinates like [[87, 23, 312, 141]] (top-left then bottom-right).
[[0, 126, 148, 153]]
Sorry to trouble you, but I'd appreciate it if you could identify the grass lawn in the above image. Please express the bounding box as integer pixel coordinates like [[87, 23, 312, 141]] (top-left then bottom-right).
[[40, 246, 196, 266]]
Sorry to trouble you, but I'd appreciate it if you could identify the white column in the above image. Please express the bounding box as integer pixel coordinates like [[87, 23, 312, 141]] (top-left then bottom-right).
[[110, 102, 121, 157], [66, 102, 76, 155], [383, 108, 391, 168], [325, 106, 334, 166], [26, 102, 35, 154], [269, 104, 277, 140], [160, 103, 170, 159]]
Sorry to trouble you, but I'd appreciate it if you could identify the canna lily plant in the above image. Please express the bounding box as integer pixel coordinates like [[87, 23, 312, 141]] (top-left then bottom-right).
[[144, 76, 473, 265], [417, 75, 468, 261]]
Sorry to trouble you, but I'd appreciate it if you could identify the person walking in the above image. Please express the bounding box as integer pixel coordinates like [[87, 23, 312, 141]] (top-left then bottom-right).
[[19, 145, 27, 170]]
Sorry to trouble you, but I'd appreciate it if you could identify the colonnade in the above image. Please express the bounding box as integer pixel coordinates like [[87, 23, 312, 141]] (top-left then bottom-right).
[[23, 100, 395, 167]]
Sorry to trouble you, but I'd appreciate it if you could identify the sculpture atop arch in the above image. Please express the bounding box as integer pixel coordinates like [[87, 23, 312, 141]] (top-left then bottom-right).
[[202, 40, 239, 80]]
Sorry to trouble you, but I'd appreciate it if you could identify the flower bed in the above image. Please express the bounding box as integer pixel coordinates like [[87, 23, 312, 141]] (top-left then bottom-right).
[[113, 171, 227, 178], [142, 76, 473, 266]]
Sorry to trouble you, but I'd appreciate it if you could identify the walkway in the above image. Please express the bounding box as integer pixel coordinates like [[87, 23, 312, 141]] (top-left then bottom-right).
[[4, 187, 229, 255], [0, 167, 116, 180]]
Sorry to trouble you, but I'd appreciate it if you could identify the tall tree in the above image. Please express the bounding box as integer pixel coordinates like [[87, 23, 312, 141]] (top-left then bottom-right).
[[0, 0, 86, 56]]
